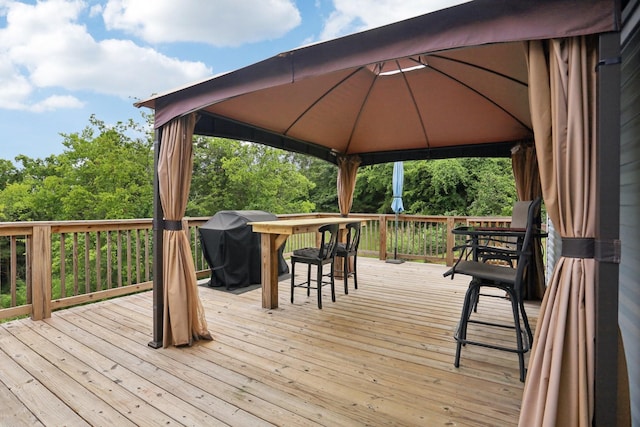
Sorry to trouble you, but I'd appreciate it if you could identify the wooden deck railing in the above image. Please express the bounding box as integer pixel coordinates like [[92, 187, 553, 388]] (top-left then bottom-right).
[[0, 213, 525, 322]]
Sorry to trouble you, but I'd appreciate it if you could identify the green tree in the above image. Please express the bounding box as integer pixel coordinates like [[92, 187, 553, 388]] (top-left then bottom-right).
[[341, 158, 517, 216], [0, 155, 64, 221], [0, 112, 518, 221], [0, 115, 154, 221], [56, 115, 154, 219], [0, 182, 34, 221], [402, 158, 516, 216], [351, 164, 392, 213], [465, 158, 517, 216], [403, 159, 471, 215], [188, 137, 315, 215], [0, 159, 21, 190], [303, 158, 338, 213]]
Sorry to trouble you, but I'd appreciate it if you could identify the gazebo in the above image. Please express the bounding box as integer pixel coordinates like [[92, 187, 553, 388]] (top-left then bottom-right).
[[136, 1, 628, 425]]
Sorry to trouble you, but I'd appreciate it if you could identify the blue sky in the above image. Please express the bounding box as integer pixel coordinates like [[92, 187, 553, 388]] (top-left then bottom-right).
[[0, 0, 468, 162]]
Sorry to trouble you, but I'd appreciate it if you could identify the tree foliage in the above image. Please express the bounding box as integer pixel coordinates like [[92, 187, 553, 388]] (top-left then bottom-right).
[[352, 164, 393, 213], [303, 158, 339, 213], [0, 114, 519, 222], [0, 159, 21, 190], [187, 137, 315, 216], [402, 158, 517, 216], [0, 115, 154, 221], [310, 158, 517, 216]]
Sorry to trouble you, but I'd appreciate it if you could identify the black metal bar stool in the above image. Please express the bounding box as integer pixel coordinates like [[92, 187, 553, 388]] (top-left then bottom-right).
[[290, 223, 339, 309]]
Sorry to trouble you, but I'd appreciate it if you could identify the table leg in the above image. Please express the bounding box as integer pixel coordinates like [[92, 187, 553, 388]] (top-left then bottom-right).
[[260, 233, 280, 309]]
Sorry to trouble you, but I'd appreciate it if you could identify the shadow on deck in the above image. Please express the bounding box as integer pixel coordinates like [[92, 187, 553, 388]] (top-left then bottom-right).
[[0, 258, 540, 426]]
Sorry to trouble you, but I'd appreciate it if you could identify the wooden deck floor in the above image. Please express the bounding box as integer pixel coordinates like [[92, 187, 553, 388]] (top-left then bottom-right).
[[0, 259, 540, 426]]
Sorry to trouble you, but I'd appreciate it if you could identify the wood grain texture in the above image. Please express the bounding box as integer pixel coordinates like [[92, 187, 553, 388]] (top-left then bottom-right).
[[0, 258, 539, 426]]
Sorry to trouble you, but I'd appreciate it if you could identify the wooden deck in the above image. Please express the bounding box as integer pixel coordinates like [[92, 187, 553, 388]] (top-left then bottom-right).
[[0, 258, 539, 426]]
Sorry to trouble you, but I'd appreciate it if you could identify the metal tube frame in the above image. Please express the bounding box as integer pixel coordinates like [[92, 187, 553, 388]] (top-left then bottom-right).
[[149, 127, 164, 349], [594, 30, 622, 426]]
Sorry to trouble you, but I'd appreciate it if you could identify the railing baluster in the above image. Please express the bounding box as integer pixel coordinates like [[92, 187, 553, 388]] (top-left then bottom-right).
[[144, 228, 150, 282], [25, 234, 31, 305], [135, 229, 141, 285], [96, 231, 102, 292], [107, 230, 113, 289], [191, 226, 199, 271], [10, 236, 17, 307], [117, 230, 123, 288], [84, 232, 90, 294], [126, 230, 132, 286], [60, 233, 66, 298], [73, 233, 79, 296], [433, 222, 438, 258]]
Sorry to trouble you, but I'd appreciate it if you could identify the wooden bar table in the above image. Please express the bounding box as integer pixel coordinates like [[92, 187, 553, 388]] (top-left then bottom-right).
[[249, 217, 368, 309]]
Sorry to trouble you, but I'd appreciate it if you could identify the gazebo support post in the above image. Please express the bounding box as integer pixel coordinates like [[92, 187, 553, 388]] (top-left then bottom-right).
[[594, 31, 622, 426], [149, 128, 164, 349]]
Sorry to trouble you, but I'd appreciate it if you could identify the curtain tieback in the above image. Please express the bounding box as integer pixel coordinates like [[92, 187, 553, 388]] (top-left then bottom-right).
[[163, 220, 183, 231], [561, 237, 621, 263]]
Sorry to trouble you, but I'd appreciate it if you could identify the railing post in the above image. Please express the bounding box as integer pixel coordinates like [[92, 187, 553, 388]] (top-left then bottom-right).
[[31, 225, 52, 320], [446, 216, 455, 266], [379, 214, 387, 260]]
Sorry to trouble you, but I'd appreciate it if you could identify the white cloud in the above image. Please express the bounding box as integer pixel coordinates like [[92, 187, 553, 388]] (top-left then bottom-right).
[[31, 95, 85, 112], [102, 0, 301, 46], [320, 0, 472, 40], [0, 0, 212, 111], [88, 4, 103, 18], [0, 0, 470, 114], [0, 59, 32, 110]]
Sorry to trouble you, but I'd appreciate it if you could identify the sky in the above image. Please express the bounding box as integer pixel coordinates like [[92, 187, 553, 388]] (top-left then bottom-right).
[[0, 0, 470, 162]]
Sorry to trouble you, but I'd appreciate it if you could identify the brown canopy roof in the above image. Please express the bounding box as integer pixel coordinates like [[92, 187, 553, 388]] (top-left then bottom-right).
[[136, 0, 618, 165]]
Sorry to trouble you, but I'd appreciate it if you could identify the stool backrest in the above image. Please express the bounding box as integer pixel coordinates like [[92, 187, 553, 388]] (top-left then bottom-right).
[[514, 197, 542, 292], [344, 222, 362, 253], [511, 200, 533, 229], [318, 223, 339, 260]]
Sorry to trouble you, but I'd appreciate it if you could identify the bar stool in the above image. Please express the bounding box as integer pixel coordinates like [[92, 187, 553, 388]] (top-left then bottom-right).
[[444, 198, 541, 381], [290, 223, 339, 309], [335, 221, 361, 294]]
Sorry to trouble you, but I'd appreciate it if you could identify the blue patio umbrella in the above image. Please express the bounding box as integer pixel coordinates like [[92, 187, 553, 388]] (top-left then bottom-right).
[[388, 162, 405, 263], [391, 161, 405, 214]]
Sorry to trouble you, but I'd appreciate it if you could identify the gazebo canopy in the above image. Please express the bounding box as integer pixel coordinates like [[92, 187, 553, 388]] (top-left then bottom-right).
[[136, 0, 617, 165], [136, 1, 627, 425]]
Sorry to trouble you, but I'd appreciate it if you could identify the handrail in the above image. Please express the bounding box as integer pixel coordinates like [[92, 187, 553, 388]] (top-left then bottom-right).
[[0, 213, 534, 321]]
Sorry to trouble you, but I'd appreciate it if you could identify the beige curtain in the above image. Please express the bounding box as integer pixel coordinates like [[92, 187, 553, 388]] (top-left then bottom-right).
[[519, 37, 597, 426], [511, 143, 545, 300], [337, 155, 361, 215], [158, 113, 212, 347]]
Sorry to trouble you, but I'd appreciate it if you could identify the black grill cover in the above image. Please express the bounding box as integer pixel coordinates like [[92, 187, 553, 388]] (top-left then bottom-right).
[[199, 210, 288, 288]]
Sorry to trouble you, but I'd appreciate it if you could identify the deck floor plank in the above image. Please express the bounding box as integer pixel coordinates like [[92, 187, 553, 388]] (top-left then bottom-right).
[[21, 319, 210, 426], [0, 337, 55, 427], [0, 259, 539, 426], [0, 324, 117, 426], [107, 297, 413, 426], [45, 311, 266, 426], [72, 301, 330, 427]]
